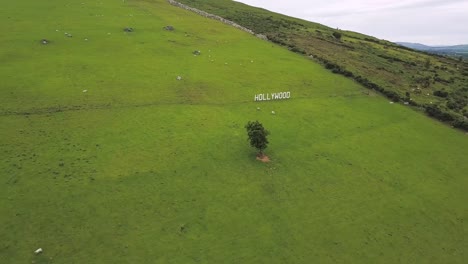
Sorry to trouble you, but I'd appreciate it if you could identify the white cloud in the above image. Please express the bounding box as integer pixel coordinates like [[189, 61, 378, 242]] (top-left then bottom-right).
[[235, 0, 468, 45]]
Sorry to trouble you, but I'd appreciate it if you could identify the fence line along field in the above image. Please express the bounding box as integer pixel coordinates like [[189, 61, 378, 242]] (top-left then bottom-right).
[[0, 0, 467, 263]]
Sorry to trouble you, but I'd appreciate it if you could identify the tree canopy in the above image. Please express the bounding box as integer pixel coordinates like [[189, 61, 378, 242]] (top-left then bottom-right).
[[245, 121, 269, 154]]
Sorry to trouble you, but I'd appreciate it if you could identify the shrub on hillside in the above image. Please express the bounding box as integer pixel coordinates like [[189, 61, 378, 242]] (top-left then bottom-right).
[[447, 99, 467, 111], [354, 76, 380, 90], [290, 46, 306, 54], [433, 90, 449, 97], [382, 90, 401, 102], [324, 61, 353, 77], [332, 32, 342, 40], [424, 105, 455, 122], [452, 118, 468, 131]]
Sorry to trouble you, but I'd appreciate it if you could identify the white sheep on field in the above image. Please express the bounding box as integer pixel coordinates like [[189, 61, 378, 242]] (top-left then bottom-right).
[[271, 111, 275, 115], [34, 248, 43, 254]]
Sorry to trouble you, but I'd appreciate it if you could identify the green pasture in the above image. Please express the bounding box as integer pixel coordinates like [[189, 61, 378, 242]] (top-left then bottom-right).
[[1, 0, 467, 263]]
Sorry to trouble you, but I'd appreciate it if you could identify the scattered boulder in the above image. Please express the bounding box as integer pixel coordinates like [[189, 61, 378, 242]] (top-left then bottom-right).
[[34, 248, 43, 255], [176, 76, 182, 81], [271, 111, 275, 115], [164, 25, 174, 31], [40, 39, 49, 45], [124, 27, 134, 32], [192, 50, 201, 56]]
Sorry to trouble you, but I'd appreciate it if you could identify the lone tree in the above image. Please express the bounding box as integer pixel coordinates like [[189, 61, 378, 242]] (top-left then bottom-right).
[[245, 121, 269, 156]]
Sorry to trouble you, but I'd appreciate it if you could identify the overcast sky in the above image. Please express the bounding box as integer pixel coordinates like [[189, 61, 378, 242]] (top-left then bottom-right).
[[235, 0, 468, 46]]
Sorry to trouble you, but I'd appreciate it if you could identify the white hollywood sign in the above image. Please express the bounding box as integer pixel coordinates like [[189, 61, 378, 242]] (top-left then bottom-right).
[[254, 92, 291, 101]]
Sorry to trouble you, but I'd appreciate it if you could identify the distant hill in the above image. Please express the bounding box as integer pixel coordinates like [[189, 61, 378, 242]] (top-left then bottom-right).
[[396, 42, 434, 50], [397, 42, 468, 58]]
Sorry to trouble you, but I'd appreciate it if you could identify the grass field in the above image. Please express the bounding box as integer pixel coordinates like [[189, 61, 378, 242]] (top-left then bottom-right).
[[1, 0, 467, 263]]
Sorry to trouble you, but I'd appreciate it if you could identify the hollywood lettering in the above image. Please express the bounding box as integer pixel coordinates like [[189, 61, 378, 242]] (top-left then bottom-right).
[[254, 92, 291, 101]]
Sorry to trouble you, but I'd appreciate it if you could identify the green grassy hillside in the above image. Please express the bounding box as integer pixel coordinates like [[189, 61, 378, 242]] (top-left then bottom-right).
[[1, 0, 467, 263], [178, 0, 468, 131]]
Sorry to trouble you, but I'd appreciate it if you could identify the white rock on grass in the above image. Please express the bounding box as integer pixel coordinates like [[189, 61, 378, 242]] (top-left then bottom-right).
[[83, 90, 88, 93], [271, 111, 275, 114], [34, 248, 43, 254], [176, 76, 182, 80]]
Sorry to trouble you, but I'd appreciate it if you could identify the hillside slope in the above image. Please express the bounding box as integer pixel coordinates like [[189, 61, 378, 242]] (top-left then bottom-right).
[[178, 0, 468, 131], [0, 0, 467, 263]]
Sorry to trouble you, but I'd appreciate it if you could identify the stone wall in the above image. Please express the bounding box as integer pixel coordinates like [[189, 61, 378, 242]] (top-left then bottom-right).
[[167, 0, 268, 41]]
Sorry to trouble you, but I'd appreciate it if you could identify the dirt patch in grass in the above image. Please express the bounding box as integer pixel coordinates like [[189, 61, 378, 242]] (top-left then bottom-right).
[[256, 154, 270, 163]]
